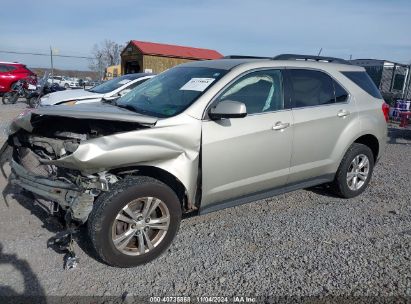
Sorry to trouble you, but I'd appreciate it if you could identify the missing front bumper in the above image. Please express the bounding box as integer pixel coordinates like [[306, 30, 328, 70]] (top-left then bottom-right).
[[9, 159, 94, 222]]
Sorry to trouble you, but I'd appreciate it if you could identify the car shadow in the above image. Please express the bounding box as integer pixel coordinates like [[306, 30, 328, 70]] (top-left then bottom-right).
[[0, 243, 47, 303], [2, 184, 98, 264], [304, 183, 341, 199]]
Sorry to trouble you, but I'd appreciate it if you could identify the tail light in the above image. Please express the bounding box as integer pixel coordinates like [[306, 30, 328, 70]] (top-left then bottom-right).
[[382, 102, 389, 122]]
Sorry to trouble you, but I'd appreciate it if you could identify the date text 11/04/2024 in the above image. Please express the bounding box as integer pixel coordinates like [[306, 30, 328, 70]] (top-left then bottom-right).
[[149, 296, 257, 303]]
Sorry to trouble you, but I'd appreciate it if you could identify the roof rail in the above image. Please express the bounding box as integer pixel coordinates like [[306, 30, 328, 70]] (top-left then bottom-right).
[[272, 54, 351, 65], [224, 55, 271, 59]]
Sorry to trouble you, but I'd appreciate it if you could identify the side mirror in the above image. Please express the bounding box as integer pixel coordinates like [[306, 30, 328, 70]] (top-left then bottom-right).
[[209, 100, 247, 120], [119, 89, 131, 97]]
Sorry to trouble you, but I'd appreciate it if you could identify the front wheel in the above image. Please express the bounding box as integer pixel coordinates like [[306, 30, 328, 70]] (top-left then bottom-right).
[[28, 97, 40, 108], [332, 143, 374, 198], [87, 176, 182, 267]]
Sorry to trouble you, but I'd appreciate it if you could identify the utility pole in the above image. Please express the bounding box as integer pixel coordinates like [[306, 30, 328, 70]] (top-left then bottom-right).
[[50, 46, 54, 82]]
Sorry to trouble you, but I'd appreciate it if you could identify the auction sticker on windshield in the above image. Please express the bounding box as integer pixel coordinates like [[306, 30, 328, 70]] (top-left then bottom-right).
[[180, 78, 215, 91]]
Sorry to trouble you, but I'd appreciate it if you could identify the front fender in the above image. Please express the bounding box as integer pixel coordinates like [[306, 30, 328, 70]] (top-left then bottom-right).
[[48, 116, 202, 204]]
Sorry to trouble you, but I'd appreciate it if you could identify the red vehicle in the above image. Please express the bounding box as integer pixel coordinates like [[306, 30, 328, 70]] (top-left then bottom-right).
[[0, 62, 37, 94]]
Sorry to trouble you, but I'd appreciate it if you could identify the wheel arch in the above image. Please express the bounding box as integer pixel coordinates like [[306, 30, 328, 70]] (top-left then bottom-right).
[[353, 134, 379, 162], [109, 165, 191, 212]]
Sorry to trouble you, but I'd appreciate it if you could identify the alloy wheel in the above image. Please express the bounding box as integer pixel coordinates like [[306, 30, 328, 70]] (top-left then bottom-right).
[[346, 154, 370, 191], [111, 197, 170, 256]]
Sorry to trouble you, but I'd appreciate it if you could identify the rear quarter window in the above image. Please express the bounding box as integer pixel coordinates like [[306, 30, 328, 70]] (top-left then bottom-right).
[[341, 71, 383, 99]]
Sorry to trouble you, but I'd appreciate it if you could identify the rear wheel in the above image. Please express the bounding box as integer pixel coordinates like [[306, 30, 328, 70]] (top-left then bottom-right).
[[87, 176, 182, 267], [332, 143, 374, 198], [2, 92, 18, 104]]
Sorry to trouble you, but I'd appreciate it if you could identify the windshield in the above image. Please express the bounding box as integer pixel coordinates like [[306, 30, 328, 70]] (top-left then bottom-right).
[[88, 75, 137, 94], [116, 67, 227, 118]]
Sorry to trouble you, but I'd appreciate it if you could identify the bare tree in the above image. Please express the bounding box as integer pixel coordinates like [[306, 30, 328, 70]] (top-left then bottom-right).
[[88, 40, 123, 80]]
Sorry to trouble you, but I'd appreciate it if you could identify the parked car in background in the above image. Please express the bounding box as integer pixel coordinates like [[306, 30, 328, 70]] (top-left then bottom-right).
[[0, 61, 37, 94], [48, 76, 79, 89], [40, 73, 154, 106], [2, 55, 387, 267], [89, 80, 102, 87], [27, 73, 66, 108]]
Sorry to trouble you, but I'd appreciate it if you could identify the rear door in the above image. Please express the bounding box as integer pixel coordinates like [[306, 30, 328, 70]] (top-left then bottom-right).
[[0, 64, 9, 91], [201, 69, 293, 209], [0, 65, 16, 92], [286, 68, 356, 183]]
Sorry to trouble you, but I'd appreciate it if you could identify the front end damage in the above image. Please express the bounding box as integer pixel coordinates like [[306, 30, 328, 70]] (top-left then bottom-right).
[[6, 114, 136, 223], [3, 105, 201, 226], [10, 152, 115, 223], [2, 105, 201, 268]]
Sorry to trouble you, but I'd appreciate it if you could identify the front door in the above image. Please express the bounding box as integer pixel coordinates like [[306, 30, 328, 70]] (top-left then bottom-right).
[[201, 69, 293, 209]]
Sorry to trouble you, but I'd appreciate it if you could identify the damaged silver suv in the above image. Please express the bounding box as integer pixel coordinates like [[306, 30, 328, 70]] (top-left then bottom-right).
[[1, 55, 387, 267]]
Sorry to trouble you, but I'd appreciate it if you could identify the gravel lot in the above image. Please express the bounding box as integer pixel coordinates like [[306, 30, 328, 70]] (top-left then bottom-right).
[[0, 102, 410, 301]]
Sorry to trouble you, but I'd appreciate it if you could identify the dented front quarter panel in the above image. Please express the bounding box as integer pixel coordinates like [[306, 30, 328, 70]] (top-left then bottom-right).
[[46, 113, 202, 203]]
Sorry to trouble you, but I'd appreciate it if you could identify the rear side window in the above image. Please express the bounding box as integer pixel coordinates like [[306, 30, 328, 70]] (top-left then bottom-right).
[[0, 65, 7, 72], [6, 65, 17, 72], [342, 71, 383, 99], [288, 69, 335, 107]]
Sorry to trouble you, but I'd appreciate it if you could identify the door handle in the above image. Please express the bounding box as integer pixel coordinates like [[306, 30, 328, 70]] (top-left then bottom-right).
[[272, 121, 290, 131], [337, 109, 350, 118]]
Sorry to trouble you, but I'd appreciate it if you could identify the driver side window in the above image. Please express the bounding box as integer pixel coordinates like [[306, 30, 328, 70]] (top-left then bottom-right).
[[217, 69, 284, 114]]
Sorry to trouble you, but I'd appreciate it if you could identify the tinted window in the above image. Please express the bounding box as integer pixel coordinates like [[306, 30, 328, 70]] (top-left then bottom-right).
[[342, 71, 383, 99], [289, 69, 335, 108], [0, 65, 7, 72], [217, 69, 284, 114], [393, 74, 405, 91], [334, 81, 349, 102]]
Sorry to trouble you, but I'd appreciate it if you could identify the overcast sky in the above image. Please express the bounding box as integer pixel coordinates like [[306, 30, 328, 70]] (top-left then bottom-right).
[[1, 0, 410, 71]]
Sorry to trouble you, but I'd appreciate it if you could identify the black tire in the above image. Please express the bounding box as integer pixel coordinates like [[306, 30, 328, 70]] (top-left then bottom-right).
[[64, 83, 69, 89], [332, 143, 374, 198], [29, 97, 39, 108], [87, 176, 182, 267], [2, 92, 18, 104]]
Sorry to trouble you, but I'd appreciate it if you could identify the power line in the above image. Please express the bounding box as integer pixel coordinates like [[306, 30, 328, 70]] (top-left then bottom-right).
[[0, 50, 93, 59]]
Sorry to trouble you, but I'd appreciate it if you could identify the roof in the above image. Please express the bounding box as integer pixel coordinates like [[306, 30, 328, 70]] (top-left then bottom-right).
[[128, 40, 223, 60], [0, 61, 24, 65], [179, 58, 270, 70], [180, 58, 360, 71]]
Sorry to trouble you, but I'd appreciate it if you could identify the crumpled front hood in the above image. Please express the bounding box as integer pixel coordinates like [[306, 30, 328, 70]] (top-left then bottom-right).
[[40, 89, 102, 105], [8, 102, 158, 134]]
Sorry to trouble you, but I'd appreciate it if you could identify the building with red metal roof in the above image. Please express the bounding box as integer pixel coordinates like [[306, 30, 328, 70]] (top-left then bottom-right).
[[121, 40, 223, 74]]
